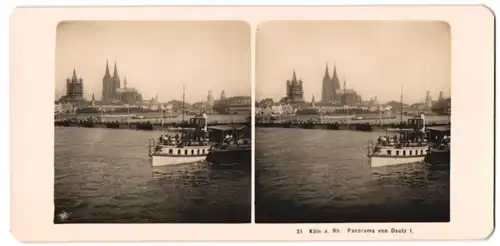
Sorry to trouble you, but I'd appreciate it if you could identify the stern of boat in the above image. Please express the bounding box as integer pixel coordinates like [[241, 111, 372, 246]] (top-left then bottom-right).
[[367, 140, 378, 158], [148, 138, 157, 157]]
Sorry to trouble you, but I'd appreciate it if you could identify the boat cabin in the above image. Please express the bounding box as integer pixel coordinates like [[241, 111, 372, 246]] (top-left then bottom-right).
[[378, 117, 428, 147], [189, 115, 207, 129], [407, 117, 425, 130], [426, 125, 451, 146], [208, 124, 251, 145], [157, 115, 210, 147]]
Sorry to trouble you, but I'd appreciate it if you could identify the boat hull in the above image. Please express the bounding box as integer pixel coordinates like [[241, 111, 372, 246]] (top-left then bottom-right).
[[425, 149, 450, 166], [370, 155, 426, 167], [151, 154, 207, 166], [206, 147, 251, 166]]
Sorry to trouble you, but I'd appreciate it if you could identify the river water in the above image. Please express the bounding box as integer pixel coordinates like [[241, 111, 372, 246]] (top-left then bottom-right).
[[54, 127, 251, 223], [255, 127, 449, 223]]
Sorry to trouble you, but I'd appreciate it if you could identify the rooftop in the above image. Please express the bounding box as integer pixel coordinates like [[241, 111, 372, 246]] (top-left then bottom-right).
[[426, 125, 451, 132], [208, 124, 247, 132]]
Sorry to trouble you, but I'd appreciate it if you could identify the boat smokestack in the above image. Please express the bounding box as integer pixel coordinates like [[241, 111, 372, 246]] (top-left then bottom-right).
[[202, 112, 208, 132], [420, 113, 426, 132]]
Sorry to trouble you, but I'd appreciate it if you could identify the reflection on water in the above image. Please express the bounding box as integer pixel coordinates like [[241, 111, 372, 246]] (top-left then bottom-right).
[[255, 128, 449, 223], [54, 127, 250, 223]]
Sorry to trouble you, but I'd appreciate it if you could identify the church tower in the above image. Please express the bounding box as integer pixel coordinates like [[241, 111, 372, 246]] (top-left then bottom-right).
[[67, 69, 83, 99], [285, 70, 304, 104], [331, 64, 341, 90], [102, 60, 113, 103], [220, 90, 227, 101], [207, 90, 214, 107], [425, 90, 433, 108], [321, 62, 332, 102], [312, 94, 316, 108], [112, 61, 121, 100]]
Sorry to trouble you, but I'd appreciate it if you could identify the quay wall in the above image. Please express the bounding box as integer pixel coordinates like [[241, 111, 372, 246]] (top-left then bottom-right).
[[55, 120, 250, 131], [57, 112, 249, 124], [255, 120, 450, 132]]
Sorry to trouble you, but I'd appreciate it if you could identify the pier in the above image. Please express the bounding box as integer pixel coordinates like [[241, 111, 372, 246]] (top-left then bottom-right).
[[54, 118, 250, 131], [255, 117, 450, 132]]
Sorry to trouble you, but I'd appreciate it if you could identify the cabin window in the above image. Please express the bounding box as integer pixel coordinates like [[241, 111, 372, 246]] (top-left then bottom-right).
[[420, 150, 423, 155], [387, 150, 392, 155], [197, 149, 200, 154], [191, 150, 194, 155], [185, 149, 188, 155], [396, 150, 399, 156], [403, 150, 406, 156], [168, 149, 173, 154], [177, 149, 181, 155], [409, 150, 412, 155]]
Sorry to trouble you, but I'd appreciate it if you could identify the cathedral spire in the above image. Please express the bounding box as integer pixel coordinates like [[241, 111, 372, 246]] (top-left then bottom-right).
[[113, 61, 119, 78], [324, 62, 330, 79], [105, 60, 111, 77], [71, 69, 78, 82], [124, 76, 127, 88], [332, 64, 340, 90], [292, 70, 297, 81]]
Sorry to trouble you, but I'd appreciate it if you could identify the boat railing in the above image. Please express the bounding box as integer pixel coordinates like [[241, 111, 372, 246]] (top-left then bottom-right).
[[158, 139, 210, 147], [376, 141, 429, 148]]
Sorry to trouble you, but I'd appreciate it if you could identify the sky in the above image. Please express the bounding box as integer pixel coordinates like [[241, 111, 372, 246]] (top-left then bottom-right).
[[56, 21, 251, 103], [255, 21, 451, 104]]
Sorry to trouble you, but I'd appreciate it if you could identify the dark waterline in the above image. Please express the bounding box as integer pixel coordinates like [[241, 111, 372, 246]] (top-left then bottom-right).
[[255, 128, 449, 223], [54, 127, 251, 223]]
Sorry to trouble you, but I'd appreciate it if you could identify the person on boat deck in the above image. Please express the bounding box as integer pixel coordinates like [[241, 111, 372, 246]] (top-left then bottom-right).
[[224, 134, 234, 144], [442, 135, 449, 144], [237, 138, 244, 145], [444, 136, 450, 145]]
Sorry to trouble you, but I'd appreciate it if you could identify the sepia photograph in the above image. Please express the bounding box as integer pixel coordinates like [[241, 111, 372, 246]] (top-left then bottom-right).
[[9, 5, 494, 242], [255, 21, 451, 223], [54, 21, 252, 223]]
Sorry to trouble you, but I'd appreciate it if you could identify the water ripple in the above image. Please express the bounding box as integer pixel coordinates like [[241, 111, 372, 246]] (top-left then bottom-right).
[[54, 127, 251, 223], [255, 128, 449, 223]]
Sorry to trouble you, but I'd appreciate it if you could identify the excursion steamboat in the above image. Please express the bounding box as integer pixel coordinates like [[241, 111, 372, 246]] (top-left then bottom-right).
[[367, 85, 435, 167], [148, 85, 211, 166], [367, 115, 431, 167]]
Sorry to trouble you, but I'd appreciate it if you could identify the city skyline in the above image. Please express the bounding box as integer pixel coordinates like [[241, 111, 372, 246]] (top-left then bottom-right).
[[256, 21, 451, 103], [56, 21, 251, 103]]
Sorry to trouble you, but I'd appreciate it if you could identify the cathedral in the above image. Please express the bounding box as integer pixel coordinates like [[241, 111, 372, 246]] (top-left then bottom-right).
[[321, 63, 341, 102], [280, 70, 305, 105], [101, 61, 143, 105], [102, 61, 121, 103], [320, 63, 361, 105]]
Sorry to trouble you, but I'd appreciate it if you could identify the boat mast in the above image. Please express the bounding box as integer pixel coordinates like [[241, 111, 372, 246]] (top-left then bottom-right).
[[181, 84, 185, 139], [379, 105, 382, 128], [400, 84, 403, 126], [127, 103, 130, 128], [160, 103, 164, 136]]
